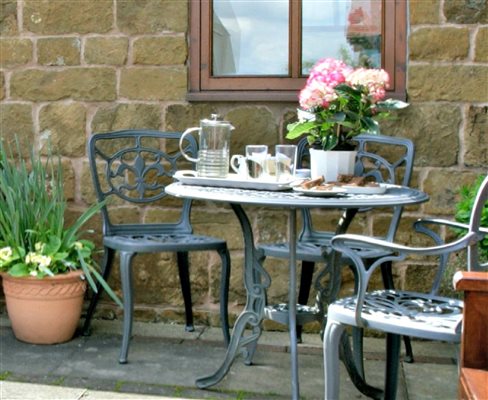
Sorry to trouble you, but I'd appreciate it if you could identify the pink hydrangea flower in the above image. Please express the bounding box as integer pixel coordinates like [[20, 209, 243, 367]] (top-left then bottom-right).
[[299, 58, 352, 109], [346, 68, 390, 102]]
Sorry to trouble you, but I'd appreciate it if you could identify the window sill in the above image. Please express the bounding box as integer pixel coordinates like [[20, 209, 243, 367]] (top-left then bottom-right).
[[186, 90, 301, 103]]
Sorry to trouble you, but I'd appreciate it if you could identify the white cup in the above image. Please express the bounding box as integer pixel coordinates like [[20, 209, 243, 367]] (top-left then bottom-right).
[[230, 145, 268, 179], [230, 154, 249, 178]]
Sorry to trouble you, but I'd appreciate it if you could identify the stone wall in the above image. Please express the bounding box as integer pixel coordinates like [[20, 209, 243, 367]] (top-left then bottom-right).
[[1, 0, 487, 331]]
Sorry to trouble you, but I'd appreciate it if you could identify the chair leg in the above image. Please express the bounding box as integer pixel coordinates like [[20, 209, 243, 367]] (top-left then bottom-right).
[[380, 262, 414, 363], [176, 252, 194, 333], [82, 247, 115, 336], [323, 320, 346, 400], [119, 251, 135, 364], [297, 260, 315, 343], [217, 247, 231, 346], [351, 327, 365, 378], [384, 333, 401, 400]]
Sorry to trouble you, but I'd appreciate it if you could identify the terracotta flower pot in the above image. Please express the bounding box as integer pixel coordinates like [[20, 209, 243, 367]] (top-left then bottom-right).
[[1, 270, 87, 344]]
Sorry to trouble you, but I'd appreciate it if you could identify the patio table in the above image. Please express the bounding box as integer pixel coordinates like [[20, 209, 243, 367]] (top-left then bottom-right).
[[165, 182, 429, 400]]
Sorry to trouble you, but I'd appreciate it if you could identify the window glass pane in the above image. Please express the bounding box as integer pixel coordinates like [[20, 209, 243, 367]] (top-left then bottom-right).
[[213, 0, 289, 76], [302, 0, 382, 74]]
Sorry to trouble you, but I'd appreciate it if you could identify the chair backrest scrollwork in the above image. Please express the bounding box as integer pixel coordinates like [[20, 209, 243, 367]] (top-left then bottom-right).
[[88, 130, 198, 236]]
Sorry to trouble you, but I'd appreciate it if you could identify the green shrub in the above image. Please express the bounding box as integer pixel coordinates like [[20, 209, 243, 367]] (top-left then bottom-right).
[[454, 175, 488, 259]]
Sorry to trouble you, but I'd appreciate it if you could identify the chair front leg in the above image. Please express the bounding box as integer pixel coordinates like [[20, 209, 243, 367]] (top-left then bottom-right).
[[82, 246, 115, 336], [297, 260, 315, 343], [119, 251, 135, 364], [217, 247, 231, 346], [323, 321, 346, 400], [176, 251, 194, 333], [384, 333, 401, 400]]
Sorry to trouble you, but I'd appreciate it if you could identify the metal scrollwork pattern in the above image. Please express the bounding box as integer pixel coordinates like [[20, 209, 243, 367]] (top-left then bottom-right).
[[106, 147, 174, 203], [336, 289, 463, 333]]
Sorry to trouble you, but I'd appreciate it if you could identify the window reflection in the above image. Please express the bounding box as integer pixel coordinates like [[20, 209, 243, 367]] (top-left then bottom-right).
[[212, 0, 289, 76], [302, 0, 382, 74]]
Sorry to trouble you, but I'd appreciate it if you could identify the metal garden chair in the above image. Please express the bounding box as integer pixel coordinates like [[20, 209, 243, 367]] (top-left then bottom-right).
[[325, 175, 488, 399], [82, 130, 231, 363], [257, 135, 416, 348]]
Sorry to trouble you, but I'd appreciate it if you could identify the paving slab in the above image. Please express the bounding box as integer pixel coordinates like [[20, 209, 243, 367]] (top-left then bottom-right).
[[0, 318, 459, 399]]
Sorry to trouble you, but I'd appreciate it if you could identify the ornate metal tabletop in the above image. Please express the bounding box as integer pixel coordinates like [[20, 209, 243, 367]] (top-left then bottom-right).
[[166, 182, 429, 209]]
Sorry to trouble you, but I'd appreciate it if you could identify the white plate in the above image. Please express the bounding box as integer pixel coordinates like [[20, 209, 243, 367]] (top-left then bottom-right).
[[174, 170, 295, 191], [339, 183, 388, 194], [293, 186, 347, 197]]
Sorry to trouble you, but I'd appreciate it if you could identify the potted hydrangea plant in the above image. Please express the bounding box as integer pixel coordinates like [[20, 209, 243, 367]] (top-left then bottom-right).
[[286, 58, 408, 181], [0, 137, 122, 344]]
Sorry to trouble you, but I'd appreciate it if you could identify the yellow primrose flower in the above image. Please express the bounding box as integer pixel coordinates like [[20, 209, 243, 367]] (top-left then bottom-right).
[[36, 255, 52, 268], [34, 242, 45, 252], [26, 252, 52, 267], [0, 247, 13, 262], [74, 241, 84, 250], [25, 252, 35, 264]]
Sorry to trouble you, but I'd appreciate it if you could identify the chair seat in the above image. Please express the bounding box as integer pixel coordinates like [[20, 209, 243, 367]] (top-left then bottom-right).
[[259, 238, 394, 263], [259, 241, 330, 262], [104, 234, 227, 253], [328, 290, 463, 342]]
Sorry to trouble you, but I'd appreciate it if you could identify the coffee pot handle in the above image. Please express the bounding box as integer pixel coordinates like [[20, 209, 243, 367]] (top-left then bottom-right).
[[179, 128, 200, 163]]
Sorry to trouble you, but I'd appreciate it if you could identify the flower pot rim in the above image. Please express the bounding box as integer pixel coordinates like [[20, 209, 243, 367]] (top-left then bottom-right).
[[0, 269, 85, 282]]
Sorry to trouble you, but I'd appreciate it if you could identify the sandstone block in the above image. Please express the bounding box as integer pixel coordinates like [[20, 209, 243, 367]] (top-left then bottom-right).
[[381, 103, 461, 167], [37, 37, 81, 66], [39, 102, 86, 157], [0, 38, 32, 67], [403, 263, 439, 292], [408, 65, 488, 102], [0, 0, 18, 36], [224, 107, 278, 154], [85, 37, 128, 65], [133, 36, 187, 65], [120, 67, 186, 100], [475, 27, 488, 62], [444, 0, 488, 24], [0, 103, 33, 145], [423, 170, 479, 215], [409, 27, 469, 61], [464, 106, 488, 167], [80, 161, 97, 204], [60, 159, 75, 201], [117, 0, 187, 34], [165, 104, 218, 131], [409, 0, 440, 24], [10, 68, 116, 101], [23, 0, 113, 34], [91, 103, 161, 133]]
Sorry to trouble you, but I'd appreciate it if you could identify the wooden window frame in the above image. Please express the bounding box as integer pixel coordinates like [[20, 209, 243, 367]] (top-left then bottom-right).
[[188, 0, 406, 102]]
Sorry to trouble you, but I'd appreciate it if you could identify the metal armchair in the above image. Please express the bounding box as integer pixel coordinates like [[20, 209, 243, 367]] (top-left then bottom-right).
[[82, 130, 231, 363], [324, 175, 488, 399], [257, 135, 415, 343]]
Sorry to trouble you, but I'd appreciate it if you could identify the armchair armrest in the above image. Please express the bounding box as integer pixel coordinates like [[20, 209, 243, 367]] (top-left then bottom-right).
[[415, 218, 488, 234]]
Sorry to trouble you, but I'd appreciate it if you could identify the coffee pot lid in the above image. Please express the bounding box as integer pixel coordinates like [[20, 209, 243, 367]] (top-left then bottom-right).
[[201, 114, 233, 127]]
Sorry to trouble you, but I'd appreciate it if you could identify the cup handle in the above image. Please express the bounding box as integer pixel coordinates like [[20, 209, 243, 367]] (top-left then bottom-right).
[[179, 127, 200, 163], [230, 154, 243, 173]]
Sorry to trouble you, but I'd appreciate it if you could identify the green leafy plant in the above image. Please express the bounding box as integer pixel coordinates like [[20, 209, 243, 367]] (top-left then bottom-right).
[[0, 137, 121, 307], [454, 175, 488, 259]]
